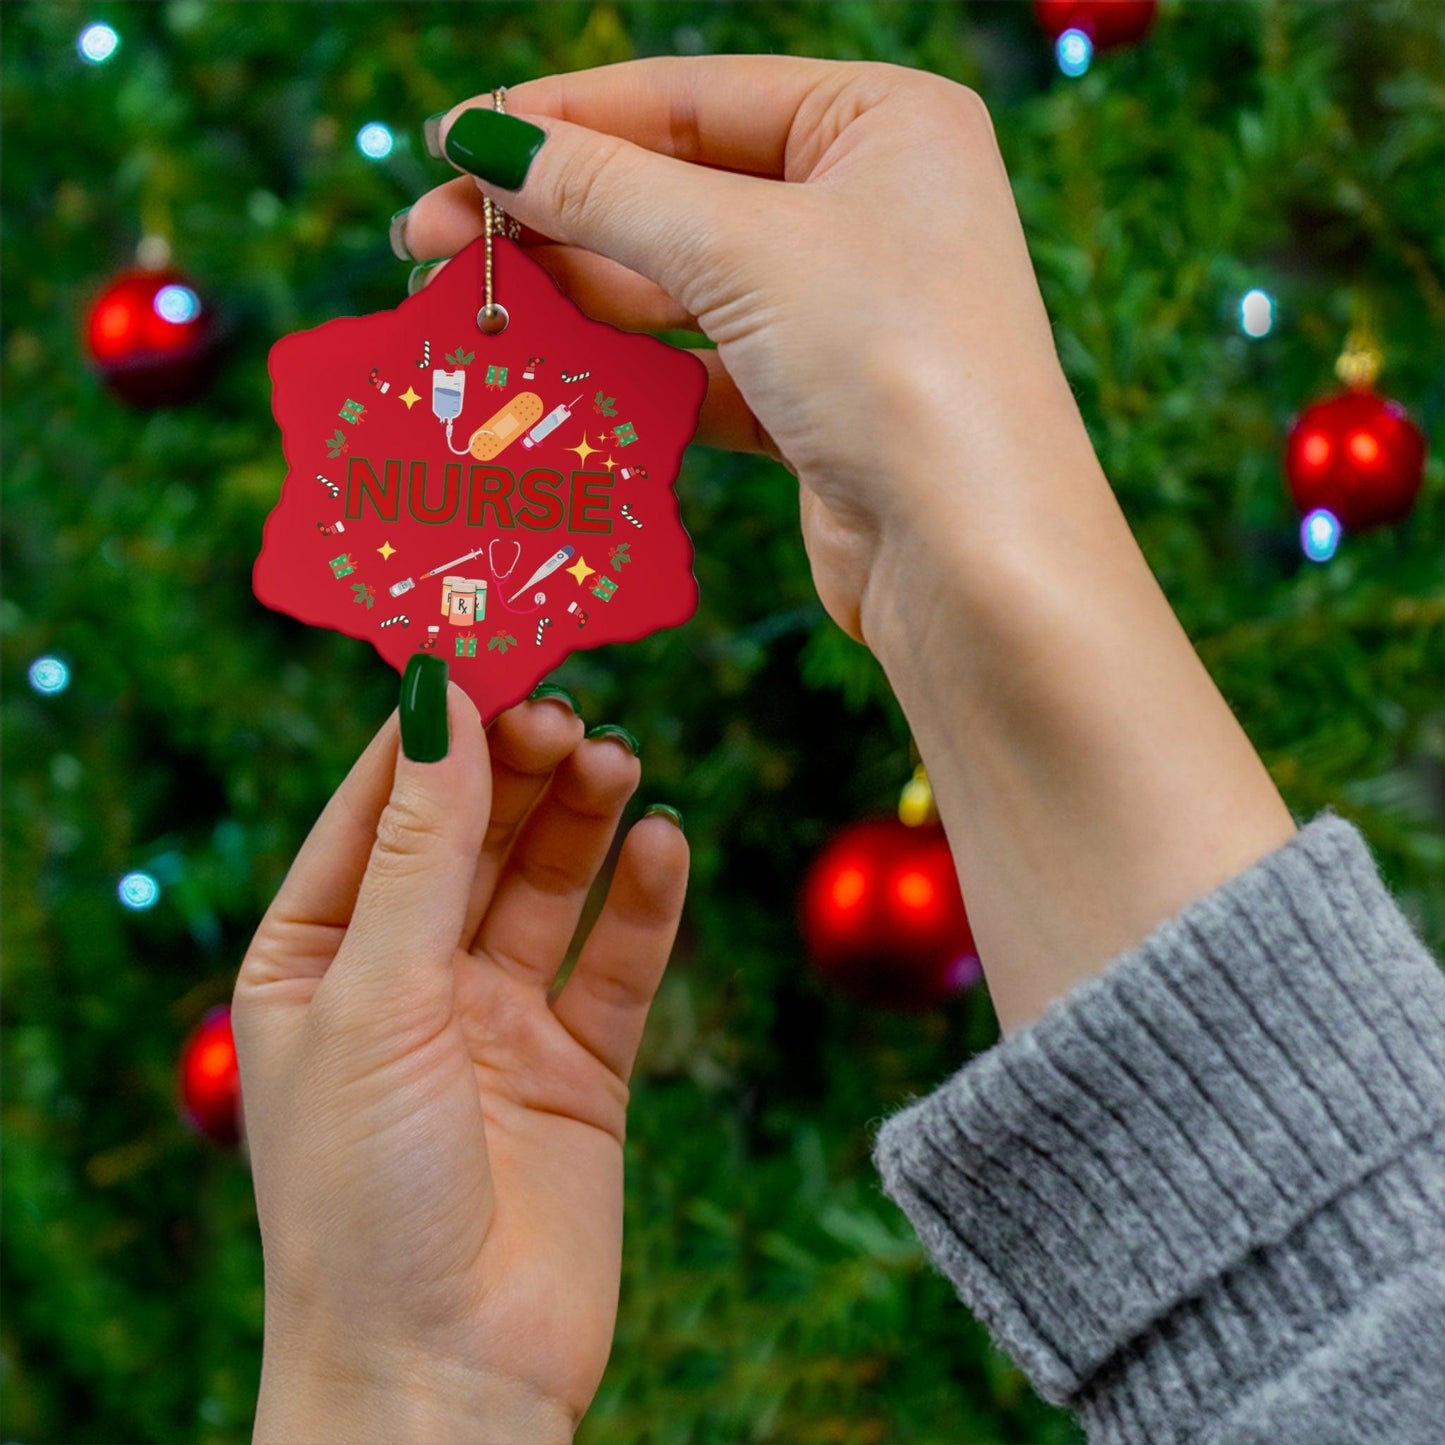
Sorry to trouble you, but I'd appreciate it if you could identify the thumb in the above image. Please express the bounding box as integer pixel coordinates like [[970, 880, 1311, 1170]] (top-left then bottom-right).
[[329, 657, 490, 1016], [439, 104, 761, 317]]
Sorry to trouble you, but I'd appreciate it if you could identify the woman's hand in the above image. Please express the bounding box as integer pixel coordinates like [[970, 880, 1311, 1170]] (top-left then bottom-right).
[[401, 56, 1086, 642], [402, 58, 1294, 1032], [233, 677, 687, 1443]]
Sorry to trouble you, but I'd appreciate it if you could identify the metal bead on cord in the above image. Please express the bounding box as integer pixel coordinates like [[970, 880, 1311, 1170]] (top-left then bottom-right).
[[478, 86, 521, 335]]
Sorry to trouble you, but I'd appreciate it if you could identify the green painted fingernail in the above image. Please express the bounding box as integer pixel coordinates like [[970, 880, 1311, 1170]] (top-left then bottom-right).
[[422, 112, 446, 160], [443, 107, 546, 191], [400, 654, 449, 762], [407, 258, 448, 296], [644, 804, 684, 832], [528, 683, 580, 715], [585, 723, 639, 756], [388, 207, 413, 262]]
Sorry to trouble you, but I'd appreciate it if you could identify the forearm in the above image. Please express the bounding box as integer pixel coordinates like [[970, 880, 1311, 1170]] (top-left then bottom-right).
[[859, 373, 1295, 1032]]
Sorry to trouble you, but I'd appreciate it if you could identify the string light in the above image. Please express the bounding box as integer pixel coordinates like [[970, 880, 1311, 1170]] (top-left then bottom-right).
[[356, 122, 395, 160], [1056, 28, 1093, 77], [77, 22, 120, 64], [1301, 508, 1341, 563], [153, 283, 201, 324], [118, 871, 161, 911], [28, 656, 71, 695], [1239, 288, 1275, 338]]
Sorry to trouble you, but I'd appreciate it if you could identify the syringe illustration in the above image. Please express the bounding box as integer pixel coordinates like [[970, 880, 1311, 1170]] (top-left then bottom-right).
[[388, 545, 488, 598], [506, 545, 576, 603], [521, 396, 582, 450]]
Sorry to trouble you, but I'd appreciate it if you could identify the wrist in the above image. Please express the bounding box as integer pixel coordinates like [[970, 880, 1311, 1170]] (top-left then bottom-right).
[[254, 1338, 574, 1445], [858, 417, 1118, 679]]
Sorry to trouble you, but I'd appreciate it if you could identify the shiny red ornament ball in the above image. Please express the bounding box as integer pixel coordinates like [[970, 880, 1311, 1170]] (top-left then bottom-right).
[[1034, 0, 1158, 48], [178, 1005, 242, 1147], [800, 818, 980, 1010], [84, 267, 219, 407], [1284, 388, 1426, 532]]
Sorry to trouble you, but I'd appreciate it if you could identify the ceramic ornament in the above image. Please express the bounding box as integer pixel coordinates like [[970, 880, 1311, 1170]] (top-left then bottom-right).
[[256, 233, 707, 720]]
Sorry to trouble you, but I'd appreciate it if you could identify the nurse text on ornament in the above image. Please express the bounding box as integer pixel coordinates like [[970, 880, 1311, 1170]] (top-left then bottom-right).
[[345, 457, 618, 534]]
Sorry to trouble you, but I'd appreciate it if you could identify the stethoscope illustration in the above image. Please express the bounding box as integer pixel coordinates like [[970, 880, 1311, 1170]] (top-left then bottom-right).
[[486, 538, 574, 613]]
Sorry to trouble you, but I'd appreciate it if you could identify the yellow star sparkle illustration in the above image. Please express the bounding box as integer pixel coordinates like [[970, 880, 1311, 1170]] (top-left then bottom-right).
[[399, 386, 421, 410], [565, 555, 596, 585], [601, 455, 616, 471], [377, 541, 396, 561], [566, 433, 598, 465]]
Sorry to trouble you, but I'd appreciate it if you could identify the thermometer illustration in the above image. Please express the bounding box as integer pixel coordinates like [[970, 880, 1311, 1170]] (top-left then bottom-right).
[[388, 545, 488, 598], [506, 545, 576, 604], [521, 396, 582, 450]]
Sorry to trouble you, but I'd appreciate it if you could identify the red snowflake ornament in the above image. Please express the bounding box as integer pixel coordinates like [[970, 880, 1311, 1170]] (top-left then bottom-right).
[[257, 235, 707, 721]]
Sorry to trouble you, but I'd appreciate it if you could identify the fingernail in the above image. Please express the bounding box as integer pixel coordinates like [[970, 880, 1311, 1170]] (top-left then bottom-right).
[[422, 112, 446, 160], [400, 654, 449, 762], [528, 682, 580, 715], [388, 207, 413, 262], [644, 803, 684, 833], [407, 258, 448, 296], [585, 723, 639, 756], [443, 107, 546, 191]]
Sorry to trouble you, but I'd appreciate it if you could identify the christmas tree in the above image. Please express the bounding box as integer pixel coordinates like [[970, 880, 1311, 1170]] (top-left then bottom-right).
[[3, 4, 1440, 1442]]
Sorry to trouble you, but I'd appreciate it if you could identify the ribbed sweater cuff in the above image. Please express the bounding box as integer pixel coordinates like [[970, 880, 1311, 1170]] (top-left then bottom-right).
[[872, 813, 1445, 1412]]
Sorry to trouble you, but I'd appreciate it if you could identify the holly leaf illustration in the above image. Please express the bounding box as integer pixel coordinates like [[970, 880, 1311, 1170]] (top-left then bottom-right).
[[350, 582, 375, 609], [593, 390, 617, 416], [325, 429, 348, 458], [488, 631, 517, 654], [445, 347, 476, 367]]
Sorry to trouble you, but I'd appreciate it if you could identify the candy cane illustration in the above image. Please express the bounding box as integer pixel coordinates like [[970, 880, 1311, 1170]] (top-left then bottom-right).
[[560, 368, 591, 385], [416, 339, 431, 369], [380, 613, 409, 629], [316, 472, 339, 498], [620, 503, 643, 529], [535, 616, 553, 646]]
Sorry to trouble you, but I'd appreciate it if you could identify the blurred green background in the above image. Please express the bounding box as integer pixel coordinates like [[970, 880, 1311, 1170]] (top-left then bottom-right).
[[3, 2, 1441, 1442]]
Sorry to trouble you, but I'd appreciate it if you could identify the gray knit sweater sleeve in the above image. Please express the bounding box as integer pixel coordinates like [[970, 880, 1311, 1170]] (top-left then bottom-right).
[[872, 813, 1445, 1443]]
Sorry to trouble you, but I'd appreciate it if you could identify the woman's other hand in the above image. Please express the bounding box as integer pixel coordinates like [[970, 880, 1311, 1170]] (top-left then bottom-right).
[[234, 675, 687, 1443]]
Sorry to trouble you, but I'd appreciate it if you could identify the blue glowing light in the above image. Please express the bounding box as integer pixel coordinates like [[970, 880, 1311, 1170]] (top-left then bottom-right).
[[118, 871, 161, 911], [1301, 508, 1341, 563], [356, 122, 395, 160], [78, 22, 120, 64], [28, 656, 71, 695], [154, 284, 201, 324], [1056, 28, 1093, 77], [1240, 288, 1274, 338]]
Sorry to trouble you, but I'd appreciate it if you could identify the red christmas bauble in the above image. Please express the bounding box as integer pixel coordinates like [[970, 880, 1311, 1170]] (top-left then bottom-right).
[[1284, 388, 1426, 532], [85, 267, 220, 407], [178, 1005, 242, 1147], [1034, 0, 1157, 48], [800, 818, 980, 1010]]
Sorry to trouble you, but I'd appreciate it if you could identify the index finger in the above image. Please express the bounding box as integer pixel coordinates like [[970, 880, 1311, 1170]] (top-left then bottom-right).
[[447, 54, 845, 180]]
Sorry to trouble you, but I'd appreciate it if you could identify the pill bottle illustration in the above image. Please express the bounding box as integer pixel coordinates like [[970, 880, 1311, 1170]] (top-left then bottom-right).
[[447, 579, 478, 626]]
